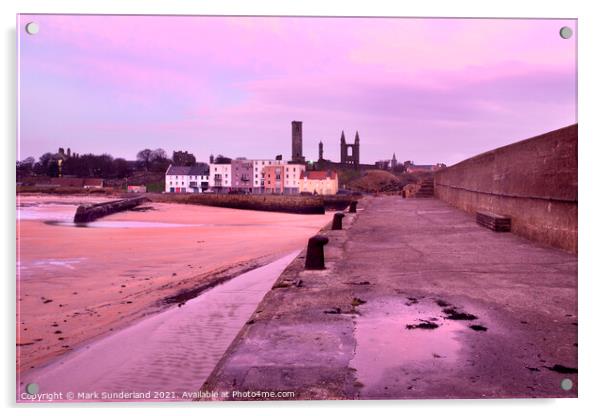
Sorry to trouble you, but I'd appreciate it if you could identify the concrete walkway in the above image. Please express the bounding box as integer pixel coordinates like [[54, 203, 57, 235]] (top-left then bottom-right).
[[202, 197, 577, 400]]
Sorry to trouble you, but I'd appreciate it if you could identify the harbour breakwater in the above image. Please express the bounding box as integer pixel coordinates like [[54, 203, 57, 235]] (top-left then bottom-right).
[[73, 197, 149, 223], [150, 194, 358, 215]]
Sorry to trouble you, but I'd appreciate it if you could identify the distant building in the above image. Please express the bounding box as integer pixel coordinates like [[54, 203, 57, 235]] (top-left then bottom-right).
[[251, 159, 284, 193], [83, 178, 104, 189], [231, 159, 254, 193], [375, 160, 390, 170], [404, 161, 446, 173], [340, 131, 360, 169], [314, 128, 373, 171], [300, 170, 338, 195], [375, 153, 399, 171], [165, 164, 210, 193], [291, 121, 305, 163], [209, 162, 232, 193], [49, 177, 104, 188], [127, 185, 147, 193], [263, 163, 305, 194]]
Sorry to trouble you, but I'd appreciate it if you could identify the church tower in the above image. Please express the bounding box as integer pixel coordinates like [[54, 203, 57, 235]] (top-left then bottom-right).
[[318, 141, 324, 161], [340, 130, 360, 169], [340, 131, 346, 164], [291, 121, 305, 163]]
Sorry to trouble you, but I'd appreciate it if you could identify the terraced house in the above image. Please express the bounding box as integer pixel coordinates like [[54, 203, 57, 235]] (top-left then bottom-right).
[[263, 163, 306, 194], [300, 170, 339, 195], [164, 164, 210, 193]]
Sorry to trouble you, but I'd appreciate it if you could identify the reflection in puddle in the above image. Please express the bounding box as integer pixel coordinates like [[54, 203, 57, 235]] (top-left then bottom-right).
[[18, 252, 299, 401], [351, 297, 470, 396]]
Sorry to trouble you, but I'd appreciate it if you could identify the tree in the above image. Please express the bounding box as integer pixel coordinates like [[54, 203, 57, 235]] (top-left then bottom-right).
[[137, 149, 153, 171], [172, 150, 196, 166], [113, 158, 130, 178], [16, 157, 35, 178], [149, 148, 170, 172], [214, 154, 232, 164]]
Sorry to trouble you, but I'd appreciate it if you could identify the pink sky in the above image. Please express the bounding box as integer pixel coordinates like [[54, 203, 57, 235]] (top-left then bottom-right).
[[17, 15, 576, 165]]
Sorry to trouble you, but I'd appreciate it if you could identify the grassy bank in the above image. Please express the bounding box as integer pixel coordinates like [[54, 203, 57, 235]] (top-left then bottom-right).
[[16, 186, 117, 195], [150, 193, 358, 215]]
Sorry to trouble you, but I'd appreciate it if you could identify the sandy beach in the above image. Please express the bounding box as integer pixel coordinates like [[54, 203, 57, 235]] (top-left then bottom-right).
[[16, 195, 329, 374]]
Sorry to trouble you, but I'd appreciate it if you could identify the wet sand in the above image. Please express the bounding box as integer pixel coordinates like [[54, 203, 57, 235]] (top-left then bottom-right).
[[18, 252, 299, 402], [16, 195, 329, 374]]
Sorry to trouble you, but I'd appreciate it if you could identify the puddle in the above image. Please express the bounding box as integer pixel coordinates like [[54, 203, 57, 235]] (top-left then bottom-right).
[[17, 203, 80, 222], [18, 251, 299, 402], [351, 297, 477, 396], [18, 258, 86, 272]]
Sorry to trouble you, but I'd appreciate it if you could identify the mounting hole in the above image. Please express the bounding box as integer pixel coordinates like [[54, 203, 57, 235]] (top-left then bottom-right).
[[25, 22, 39, 35], [25, 383, 39, 395], [560, 378, 573, 391], [559, 26, 573, 39]]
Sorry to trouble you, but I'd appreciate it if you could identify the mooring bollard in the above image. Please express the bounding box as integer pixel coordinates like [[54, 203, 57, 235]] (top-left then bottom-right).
[[332, 212, 345, 230], [305, 235, 329, 270], [349, 201, 357, 213]]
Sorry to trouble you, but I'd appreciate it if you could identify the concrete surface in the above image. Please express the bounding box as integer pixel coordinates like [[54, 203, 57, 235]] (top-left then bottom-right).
[[435, 124, 577, 252], [202, 197, 577, 400]]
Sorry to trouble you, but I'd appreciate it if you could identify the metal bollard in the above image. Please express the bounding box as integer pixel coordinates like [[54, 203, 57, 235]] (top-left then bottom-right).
[[305, 235, 329, 270], [332, 212, 345, 230], [349, 201, 357, 213]]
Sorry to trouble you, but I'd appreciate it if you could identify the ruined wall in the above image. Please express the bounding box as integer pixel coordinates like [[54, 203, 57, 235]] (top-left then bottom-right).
[[434, 124, 577, 253]]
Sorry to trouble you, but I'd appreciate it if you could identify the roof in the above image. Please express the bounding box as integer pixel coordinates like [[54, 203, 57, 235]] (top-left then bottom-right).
[[166, 164, 209, 176], [301, 170, 337, 180], [189, 164, 210, 175], [83, 178, 104, 186]]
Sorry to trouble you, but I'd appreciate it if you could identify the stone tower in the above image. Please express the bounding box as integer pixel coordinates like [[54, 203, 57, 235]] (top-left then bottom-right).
[[318, 141, 324, 161], [339, 131, 346, 163], [291, 121, 305, 163], [340, 130, 360, 169]]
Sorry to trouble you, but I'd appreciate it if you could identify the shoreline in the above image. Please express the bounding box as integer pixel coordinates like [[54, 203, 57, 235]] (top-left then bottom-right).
[[18, 252, 301, 401], [17, 249, 281, 374], [17, 197, 331, 373], [18, 252, 278, 379]]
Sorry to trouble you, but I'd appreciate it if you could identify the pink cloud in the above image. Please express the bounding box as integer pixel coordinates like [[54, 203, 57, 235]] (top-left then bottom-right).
[[17, 15, 576, 165]]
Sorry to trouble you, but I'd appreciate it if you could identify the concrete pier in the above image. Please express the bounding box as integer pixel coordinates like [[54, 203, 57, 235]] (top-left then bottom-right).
[[73, 196, 148, 223], [202, 197, 577, 400]]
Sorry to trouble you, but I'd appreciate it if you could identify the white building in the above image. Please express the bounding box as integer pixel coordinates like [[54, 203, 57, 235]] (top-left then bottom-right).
[[209, 163, 232, 192], [165, 165, 210, 193], [283, 163, 306, 192]]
